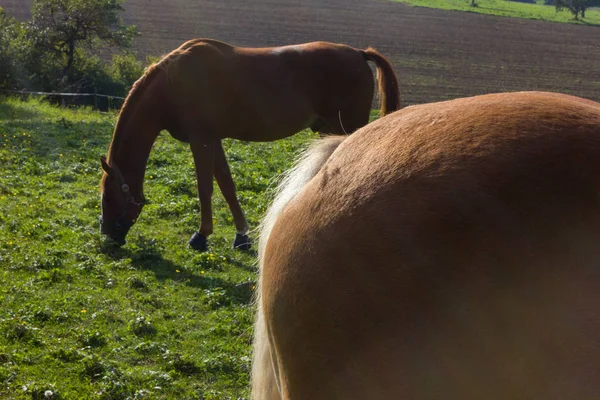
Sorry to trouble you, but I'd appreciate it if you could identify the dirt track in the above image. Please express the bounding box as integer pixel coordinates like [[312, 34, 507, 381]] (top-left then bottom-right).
[[3, 0, 600, 105]]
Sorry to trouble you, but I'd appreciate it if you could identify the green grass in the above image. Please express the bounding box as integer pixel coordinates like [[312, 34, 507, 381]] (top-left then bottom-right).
[[0, 97, 321, 399], [392, 0, 600, 25]]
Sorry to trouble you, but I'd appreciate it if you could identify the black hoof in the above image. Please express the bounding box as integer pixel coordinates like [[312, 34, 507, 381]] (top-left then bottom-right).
[[233, 233, 251, 251], [104, 236, 125, 247], [189, 232, 208, 251]]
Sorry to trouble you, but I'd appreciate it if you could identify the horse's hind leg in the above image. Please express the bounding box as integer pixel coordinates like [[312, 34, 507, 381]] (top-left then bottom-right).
[[188, 133, 217, 251], [214, 141, 251, 250]]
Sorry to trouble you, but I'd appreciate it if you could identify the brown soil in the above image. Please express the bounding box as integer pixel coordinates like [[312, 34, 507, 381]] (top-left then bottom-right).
[[3, 0, 600, 105]]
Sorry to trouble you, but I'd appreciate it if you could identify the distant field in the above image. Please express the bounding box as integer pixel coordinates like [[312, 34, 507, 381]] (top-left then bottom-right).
[[2, 0, 600, 105], [392, 0, 600, 25]]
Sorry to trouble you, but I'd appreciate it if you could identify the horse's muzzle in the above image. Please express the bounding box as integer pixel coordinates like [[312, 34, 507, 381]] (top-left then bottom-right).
[[99, 216, 131, 246]]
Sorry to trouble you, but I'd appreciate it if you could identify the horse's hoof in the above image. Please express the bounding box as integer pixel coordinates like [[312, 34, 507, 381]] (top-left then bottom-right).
[[189, 232, 208, 251], [233, 233, 251, 251]]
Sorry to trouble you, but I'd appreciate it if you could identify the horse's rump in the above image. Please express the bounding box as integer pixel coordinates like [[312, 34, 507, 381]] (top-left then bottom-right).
[[254, 91, 600, 399], [252, 135, 347, 399]]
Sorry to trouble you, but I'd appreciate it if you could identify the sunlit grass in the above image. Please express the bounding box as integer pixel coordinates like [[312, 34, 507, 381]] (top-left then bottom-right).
[[0, 97, 318, 399], [392, 0, 600, 25]]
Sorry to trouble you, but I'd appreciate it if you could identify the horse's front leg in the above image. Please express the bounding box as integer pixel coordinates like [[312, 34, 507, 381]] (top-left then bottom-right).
[[214, 141, 251, 250], [188, 136, 216, 251]]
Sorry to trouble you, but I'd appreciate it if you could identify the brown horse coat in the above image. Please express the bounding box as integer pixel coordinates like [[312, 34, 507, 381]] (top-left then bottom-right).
[[99, 39, 399, 249], [254, 91, 600, 399]]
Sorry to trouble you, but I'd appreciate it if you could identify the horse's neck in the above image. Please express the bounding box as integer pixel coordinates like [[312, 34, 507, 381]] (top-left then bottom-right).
[[109, 105, 162, 195]]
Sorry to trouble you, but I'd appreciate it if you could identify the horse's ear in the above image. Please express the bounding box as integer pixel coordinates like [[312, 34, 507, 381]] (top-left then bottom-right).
[[100, 156, 112, 175]]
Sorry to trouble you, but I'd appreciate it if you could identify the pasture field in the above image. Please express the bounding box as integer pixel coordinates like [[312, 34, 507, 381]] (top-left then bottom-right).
[[393, 0, 600, 25], [1, 0, 599, 397], [0, 97, 318, 399]]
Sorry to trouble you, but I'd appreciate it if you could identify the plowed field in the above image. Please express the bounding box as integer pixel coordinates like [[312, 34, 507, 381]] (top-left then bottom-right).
[[3, 0, 600, 105]]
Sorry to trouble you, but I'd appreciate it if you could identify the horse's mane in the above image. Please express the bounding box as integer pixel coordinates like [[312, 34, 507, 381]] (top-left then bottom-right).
[[105, 62, 162, 160], [100, 52, 181, 192]]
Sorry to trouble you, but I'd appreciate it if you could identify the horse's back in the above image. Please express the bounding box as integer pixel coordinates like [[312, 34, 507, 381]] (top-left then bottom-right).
[[261, 91, 600, 399], [164, 39, 374, 140]]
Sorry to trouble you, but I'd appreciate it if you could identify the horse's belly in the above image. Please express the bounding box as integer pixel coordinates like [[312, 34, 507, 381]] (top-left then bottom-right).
[[265, 209, 600, 400], [222, 108, 317, 142]]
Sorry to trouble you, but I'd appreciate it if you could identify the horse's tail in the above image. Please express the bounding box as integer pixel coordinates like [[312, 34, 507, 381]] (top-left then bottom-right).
[[362, 47, 400, 116], [252, 135, 347, 400]]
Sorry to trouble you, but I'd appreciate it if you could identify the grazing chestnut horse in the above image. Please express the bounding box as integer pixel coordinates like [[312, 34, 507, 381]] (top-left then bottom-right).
[[99, 38, 400, 251], [253, 92, 600, 399]]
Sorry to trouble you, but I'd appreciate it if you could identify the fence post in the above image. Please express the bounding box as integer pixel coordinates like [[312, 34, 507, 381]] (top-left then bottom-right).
[[94, 88, 98, 109]]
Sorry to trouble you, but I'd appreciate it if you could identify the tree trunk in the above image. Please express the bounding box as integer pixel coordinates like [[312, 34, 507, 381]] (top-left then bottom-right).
[[64, 40, 75, 77]]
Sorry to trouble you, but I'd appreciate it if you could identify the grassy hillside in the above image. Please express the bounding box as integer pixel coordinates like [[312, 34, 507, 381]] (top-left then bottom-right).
[[0, 97, 318, 399], [392, 0, 600, 25]]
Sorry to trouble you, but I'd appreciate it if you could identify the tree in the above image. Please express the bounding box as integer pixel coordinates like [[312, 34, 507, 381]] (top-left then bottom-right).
[[25, 0, 138, 90], [0, 8, 23, 89], [554, 0, 600, 20]]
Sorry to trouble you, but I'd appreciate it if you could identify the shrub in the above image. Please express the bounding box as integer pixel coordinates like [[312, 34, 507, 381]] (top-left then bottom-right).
[[0, 1, 150, 108]]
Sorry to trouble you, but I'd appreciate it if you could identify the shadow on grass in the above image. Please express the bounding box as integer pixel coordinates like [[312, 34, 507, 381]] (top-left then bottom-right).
[[99, 237, 254, 306], [227, 253, 259, 272]]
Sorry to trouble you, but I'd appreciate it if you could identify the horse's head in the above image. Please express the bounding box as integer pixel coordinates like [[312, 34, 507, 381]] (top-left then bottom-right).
[[99, 156, 144, 246]]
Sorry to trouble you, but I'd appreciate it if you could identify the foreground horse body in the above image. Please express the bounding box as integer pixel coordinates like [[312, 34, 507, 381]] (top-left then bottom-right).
[[99, 39, 400, 250], [253, 91, 600, 399]]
